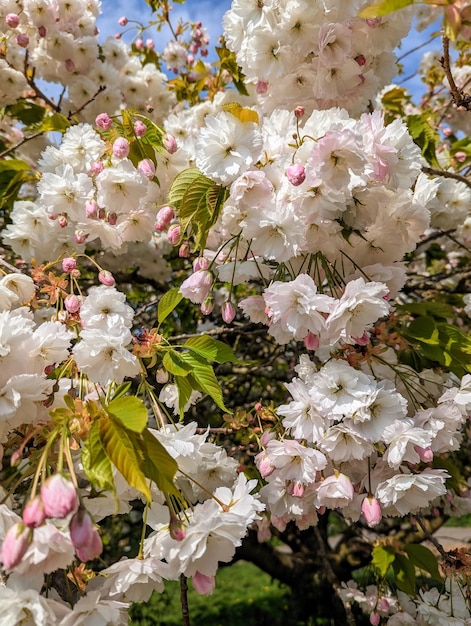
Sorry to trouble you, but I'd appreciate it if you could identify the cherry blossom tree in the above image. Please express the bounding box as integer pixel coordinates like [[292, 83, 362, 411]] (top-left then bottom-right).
[[1, 0, 471, 625]]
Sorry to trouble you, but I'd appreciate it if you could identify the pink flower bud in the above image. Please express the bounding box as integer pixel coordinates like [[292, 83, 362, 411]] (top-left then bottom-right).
[[85, 199, 98, 218], [62, 257, 77, 273], [146, 38, 154, 50], [377, 598, 390, 612], [355, 54, 367, 66], [222, 301, 236, 323], [294, 106, 305, 118], [10, 450, 22, 466], [95, 113, 112, 131], [107, 212, 117, 225], [169, 515, 186, 541], [193, 256, 209, 272], [257, 453, 274, 478], [192, 572, 215, 595], [156, 206, 174, 227], [65, 294, 81, 314], [135, 38, 144, 51], [74, 231, 87, 244], [69, 508, 94, 549], [455, 151, 467, 162], [293, 482, 305, 498], [75, 527, 103, 561], [38, 25, 46, 37], [369, 612, 380, 626], [98, 270, 115, 286], [163, 133, 178, 154], [200, 296, 214, 315], [58, 215, 68, 228], [1, 523, 32, 570], [90, 161, 104, 175], [414, 445, 434, 463], [41, 474, 79, 519], [118, 16, 128, 26], [361, 496, 382, 528], [16, 33, 29, 47], [304, 332, 319, 350], [137, 158, 156, 179], [260, 430, 275, 447], [6, 13, 20, 28], [179, 241, 190, 258], [23, 496, 46, 528], [112, 137, 130, 159], [256, 80, 269, 94], [134, 120, 147, 137], [98, 208, 106, 220], [443, 128, 452, 137], [286, 164, 306, 186], [167, 224, 181, 245]]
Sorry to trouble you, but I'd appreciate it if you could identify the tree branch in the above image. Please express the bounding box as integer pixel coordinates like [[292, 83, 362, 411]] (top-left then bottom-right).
[[440, 35, 471, 110], [422, 166, 471, 190]]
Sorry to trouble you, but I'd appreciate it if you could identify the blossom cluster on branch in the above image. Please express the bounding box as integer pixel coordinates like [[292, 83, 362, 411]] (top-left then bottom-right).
[[0, 0, 471, 625]]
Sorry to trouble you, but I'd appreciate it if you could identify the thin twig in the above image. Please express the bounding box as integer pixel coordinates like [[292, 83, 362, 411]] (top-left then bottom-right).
[[0, 130, 45, 159], [415, 516, 456, 565], [422, 166, 471, 190], [67, 85, 106, 120], [0, 256, 23, 273], [440, 35, 471, 110], [398, 35, 437, 62]]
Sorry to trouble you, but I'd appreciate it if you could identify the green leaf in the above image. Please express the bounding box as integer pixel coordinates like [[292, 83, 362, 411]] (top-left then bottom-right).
[[358, 0, 414, 18], [158, 288, 183, 324], [168, 168, 229, 250], [174, 374, 194, 418], [107, 396, 148, 433], [403, 544, 442, 581], [141, 429, 180, 498], [404, 316, 439, 345], [215, 41, 249, 96], [372, 544, 396, 577], [406, 114, 439, 167], [33, 112, 71, 133], [392, 553, 416, 595], [99, 416, 151, 501], [184, 335, 239, 363], [433, 456, 467, 493], [397, 301, 454, 320], [82, 421, 115, 491], [5, 100, 46, 125], [163, 349, 192, 377], [0, 159, 31, 173], [181, 352, 231, 412], [109, 382, 132, 401]]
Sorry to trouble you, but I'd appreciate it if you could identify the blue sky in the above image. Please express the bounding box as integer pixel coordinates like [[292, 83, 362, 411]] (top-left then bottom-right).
[[96, 0, 442, 101]]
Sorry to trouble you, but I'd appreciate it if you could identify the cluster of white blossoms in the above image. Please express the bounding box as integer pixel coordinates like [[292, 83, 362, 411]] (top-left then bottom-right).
[[0, 0, 174, 121], [223, 0, 412, 116], [255, 355, 471, 530], [0, 273, 72, 442], [3, 121, 166, 262]]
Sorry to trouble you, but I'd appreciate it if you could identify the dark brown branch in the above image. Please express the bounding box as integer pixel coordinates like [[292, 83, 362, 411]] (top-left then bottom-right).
[[67, 85, 106, 120], [180, 574, 191, 626], [0, 130, 45, 159], [422, 166, 471, 190], [440, 35, 471, 110]]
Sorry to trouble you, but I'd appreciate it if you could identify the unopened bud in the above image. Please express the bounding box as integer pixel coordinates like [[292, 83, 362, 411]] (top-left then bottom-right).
[[286, 163, 306, 186], [65, 294, 81, 314], [62, 257, 77, 273], [98, 270, 115, 287], [361, 496, 382, 528], [167, 224, 181, 245], [5, 13, 20, 28], [294, 106, 305, 118], [163, 133, 178, 154], [0, 523, 32, 570], [137, 158, 156, 179], [23, 496, 46, 528], [221, 301, 236, 323], [134, 120, 147, 137], [95, 113, 112, 131], [16, 33, 29, 47], [112, 137, 130, 159], [118, 16, 128, 26], [41, 475, 78, 519]]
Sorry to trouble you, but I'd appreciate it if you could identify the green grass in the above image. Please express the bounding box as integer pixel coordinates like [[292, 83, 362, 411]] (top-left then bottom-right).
[[129, 561, 292, 626]]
